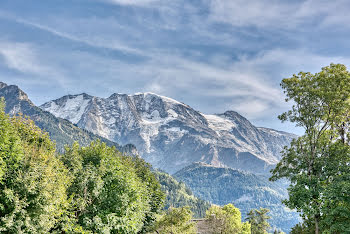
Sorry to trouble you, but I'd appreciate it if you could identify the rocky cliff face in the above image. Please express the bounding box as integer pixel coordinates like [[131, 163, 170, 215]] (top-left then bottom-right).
[[0, 82, 136, 154], [41, 92, 295, 173]]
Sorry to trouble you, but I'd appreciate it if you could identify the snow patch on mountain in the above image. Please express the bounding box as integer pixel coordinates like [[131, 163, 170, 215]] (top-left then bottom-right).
[[135, 92, 184, 106], [41, 92, 296, 173], [43, 94, 90, 124], [204, 114, 236, 132]]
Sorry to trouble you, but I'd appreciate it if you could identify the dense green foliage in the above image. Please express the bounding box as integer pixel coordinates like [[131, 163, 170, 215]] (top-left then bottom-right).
[[290, 221, 315, 234], [0, 99, 70, 232], [246, 208, 270, 234], [174, 163, 299, 232], [151, 206, 197, 234], [205, 204, 251, 234], [0, 99, 165, 233], [60, 141, 164, 233], [154, 170, 210, 218], [270, 63, 350, 233]]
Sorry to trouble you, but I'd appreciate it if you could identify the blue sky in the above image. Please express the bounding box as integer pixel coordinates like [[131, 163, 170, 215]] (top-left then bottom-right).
[[1, 0, 350, 134]]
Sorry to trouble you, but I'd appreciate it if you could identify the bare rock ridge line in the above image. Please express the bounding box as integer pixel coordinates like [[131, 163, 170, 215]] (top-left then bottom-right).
[[0, 81, 137, 155], [40, 92, 296, 174]]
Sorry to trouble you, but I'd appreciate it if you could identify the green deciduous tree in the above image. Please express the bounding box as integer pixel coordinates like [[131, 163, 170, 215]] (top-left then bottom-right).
[[246, 208, 270, 234], [127, 156, 165, 233], [60, 141, 157, 233], [0, 99, 70, 232], [206, 204, 251, 234], [270, 63, 350, 234], [290, 221, 315, 234], [152, 206, 197, 234]]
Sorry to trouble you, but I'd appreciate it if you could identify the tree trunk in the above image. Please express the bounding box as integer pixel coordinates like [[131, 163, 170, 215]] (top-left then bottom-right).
[[315, 214, 320, 234]]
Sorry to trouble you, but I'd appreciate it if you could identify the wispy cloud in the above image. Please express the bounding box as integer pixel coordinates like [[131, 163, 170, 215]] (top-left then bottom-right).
[[102, 0, 159, 6], [0, 12, 144, 56], [208, 0, 350, 30], [1, 0, 350, 133], [0, 41, 72, 91], [0, 41, 48, 74]]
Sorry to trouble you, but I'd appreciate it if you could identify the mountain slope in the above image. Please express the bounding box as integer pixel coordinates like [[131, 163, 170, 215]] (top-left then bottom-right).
[[41, 92, 295, 173], [174, 162, 300, 232], [154, 170, 211, 218], [0, 82, 136, 154]]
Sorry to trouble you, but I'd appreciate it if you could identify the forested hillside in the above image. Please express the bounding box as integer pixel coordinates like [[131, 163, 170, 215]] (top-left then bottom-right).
[[174, 162, 300, 232], [154, 170, 211, 218]]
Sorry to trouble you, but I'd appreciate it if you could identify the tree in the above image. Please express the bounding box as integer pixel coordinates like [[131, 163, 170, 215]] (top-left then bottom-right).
[[206, 204, 251, 234], [152, 206, 197, 234], [290, 221, 315, 234], [270, 63, 350, 234], [127, 156, 165, 233], [246, 208, 270, 234], [0, 99, 70, 232], [61, 141, 154, 233], [273, 229, 285, 234], [318, 141, 350, 233]]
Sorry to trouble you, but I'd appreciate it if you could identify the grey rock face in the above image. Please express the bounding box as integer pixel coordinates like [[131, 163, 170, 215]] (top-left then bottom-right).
[[0, 81, 136, 155], [41, 92, 295, 174]]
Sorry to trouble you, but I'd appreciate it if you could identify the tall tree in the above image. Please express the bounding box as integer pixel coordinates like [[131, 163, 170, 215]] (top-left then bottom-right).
[[246, 208, 270, 234], [270, 63, 350, 233], [127, 156, 165, 233]]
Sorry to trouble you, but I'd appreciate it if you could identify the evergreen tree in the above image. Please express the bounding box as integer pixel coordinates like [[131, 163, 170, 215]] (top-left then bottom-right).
[[246, 208, 270, 234]]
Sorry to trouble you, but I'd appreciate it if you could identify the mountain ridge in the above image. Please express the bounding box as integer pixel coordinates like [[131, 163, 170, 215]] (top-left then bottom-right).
[[0, 81, 137, 155], [41, 91, 296, 173]]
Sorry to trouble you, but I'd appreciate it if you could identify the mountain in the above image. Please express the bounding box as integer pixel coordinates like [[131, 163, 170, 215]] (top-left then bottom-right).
[[0, 82, 136, 154], [154, 170, 211, 218], [41, 92, 295, 173], [174, 162, 300, 232]]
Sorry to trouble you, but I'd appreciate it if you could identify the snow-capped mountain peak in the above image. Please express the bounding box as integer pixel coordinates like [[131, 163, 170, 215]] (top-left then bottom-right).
[[41, 92, 295, 173]]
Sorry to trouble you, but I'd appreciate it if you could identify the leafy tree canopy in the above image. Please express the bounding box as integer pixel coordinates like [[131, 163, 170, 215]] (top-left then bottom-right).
[[206, 203, 251, 234], [0, 98, 70, 233], [270, 63, 350, 233]]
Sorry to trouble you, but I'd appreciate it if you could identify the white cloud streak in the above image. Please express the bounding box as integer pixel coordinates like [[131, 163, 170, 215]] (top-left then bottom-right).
[[0, 12, 144, 55], [1, 0, 350, 123], [0, 42, 49, 74], [208, 0, 350, 29], [104, 0, 159, 6]]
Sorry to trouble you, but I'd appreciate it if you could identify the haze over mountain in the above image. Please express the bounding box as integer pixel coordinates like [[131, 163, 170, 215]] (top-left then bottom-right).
[[41, 92, 295, 173]]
